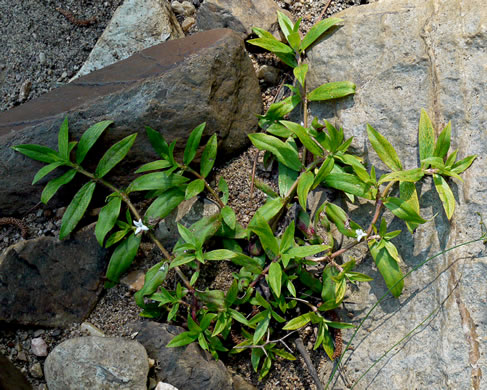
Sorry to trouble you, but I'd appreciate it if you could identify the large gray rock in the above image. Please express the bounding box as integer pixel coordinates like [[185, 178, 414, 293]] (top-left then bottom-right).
[[197, 0, 289, 37], [44, 336, 149, 390], [73, 0, 184, 79], [0, 29, 261, 215], [0, 224, 108, 327], [132, 321, 233, 390], [307, 0, 486, 389]]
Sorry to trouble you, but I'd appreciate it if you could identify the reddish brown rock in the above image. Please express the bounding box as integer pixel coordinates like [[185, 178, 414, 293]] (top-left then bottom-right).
[[0, 29, 261, 215]]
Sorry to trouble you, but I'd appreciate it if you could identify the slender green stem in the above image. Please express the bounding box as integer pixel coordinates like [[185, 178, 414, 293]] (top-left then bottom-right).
[[324, 234, 486, 389]]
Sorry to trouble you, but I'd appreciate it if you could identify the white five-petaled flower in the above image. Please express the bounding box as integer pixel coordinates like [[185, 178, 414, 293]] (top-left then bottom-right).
[[355, 229, 367, 242], [134, 219, 149, 235]]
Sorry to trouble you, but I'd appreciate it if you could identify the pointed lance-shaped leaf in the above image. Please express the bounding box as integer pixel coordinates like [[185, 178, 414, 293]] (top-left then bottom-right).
[[12, 144, 61, 164], [247, 37, 298, 68], [95, 196, 122, 247], [249, 133, 302, 171], [105, 233, 141, 288], [185, 179, 205, 200], [145, 188, 185, 219], [300, 17, 342, 51], [307, 81, 356, 101], [277, 10, 294, 41], [280, 120, 323, 156], [369, 241, 404, 297], [293, 63, 308, 88], [59, 181, 96, 239], [76, 120, 114, 164], [58, 116, 69, 160], [418, 109, 435, 164], [268, 262, 282, 298], [297, 171, 314, 210], [127, 172, 189, 193], [32, 161, 64, 185], [95, 133, 137, 178], [145, 126, 169, 159], [433, 121, 451, 159], [183, 122, 206, 166], [135, 160, 172, 173], [200, 133, 218, 178], [384, 197, 427, 225], [366, 124, 402, 171], [41, 169, 77, 204], [433, 174, 455, 219]]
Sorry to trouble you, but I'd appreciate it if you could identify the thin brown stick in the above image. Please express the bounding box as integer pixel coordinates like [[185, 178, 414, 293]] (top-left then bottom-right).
[[250, 149, 259, 199], [56, 7, 97, 26], [0, 217, 28, 238], [295, 337, 325, 390], [319, 0, 334, 20]]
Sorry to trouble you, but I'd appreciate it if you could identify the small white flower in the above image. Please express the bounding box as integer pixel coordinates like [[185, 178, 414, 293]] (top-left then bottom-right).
[[355, 229, 367, 242], [134, 219, 149, 235]]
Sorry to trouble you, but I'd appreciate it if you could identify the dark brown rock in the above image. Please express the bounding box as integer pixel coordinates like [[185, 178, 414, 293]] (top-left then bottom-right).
[[0, 29, 261, 215], [132, 321, 233, 390], [0, 353, 32, 390], [0, 223, 108, 327]]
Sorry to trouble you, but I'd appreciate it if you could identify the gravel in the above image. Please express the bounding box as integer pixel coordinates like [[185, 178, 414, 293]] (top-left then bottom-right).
[[0, 1, 374, 389]]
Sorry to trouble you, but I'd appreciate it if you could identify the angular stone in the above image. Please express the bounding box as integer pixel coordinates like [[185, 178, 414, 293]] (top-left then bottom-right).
[[31, 337, 48, 357], [307, 0, 487, 388], [73, 0, 184, 79], [44, 337, 149, 390], [0, 29, 261, 215], [197, 0, 290, 37], [0, 223, 108, 327], [0, 353, 32, 390], [132, 321, 233, 390]]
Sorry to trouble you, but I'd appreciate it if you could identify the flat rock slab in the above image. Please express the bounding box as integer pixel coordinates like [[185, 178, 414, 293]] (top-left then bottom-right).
[[44, 336, 149, 390], [0, 29, 261, 215], [73, 0, 184, 79], [132, 321, 233, 390], [0, 224, 108, 327], [307, 0, 486, 388]]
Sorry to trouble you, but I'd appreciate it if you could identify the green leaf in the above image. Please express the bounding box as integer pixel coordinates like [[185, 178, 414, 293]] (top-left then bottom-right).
[[418, 109, 435, 164], [183, 123, 206, 165], [279, 221, 295, 253], [95, 196, 122, 246], [249, 133, 302, 171], [59, 181, 96, 239], [247, 38, 297, 68], [266, 123, 293, 138], [135, 160, 171, 173], [41, 169, 77, 204], [323, 173, 370, 197], [293, 63, 308, 87], [251, 348, 263, 372], [221, 206, 236, 230], [312, 156, 334, 189], [259, 356, 272, 380], [287, 32, 301, 52], [297, 171, 314, 210], [249, 214, 279, 257], [321, 325, 335, 359], [134, 261, 168, 308], [32, 161, 64, 185], [12, 144, 60, 164], [346, 271, 373, 282], [95, 134, 137, 178], [185, 179, 205, 200], [253, 311, 271, 344], [399, 181, 420, 233], [433, 122, 451, 158], [177, 223, 197, 246], [127, 172, 188, 193], [280, 120, 323, 156], [166, 331, 198, 348], [384, 197, 427, 224], [58, 117, 69, 160], [230, 254, 263, 274], [145, 188, 185, 219], [325, 203, 355, 237], [252, 27, 275, 39], [218, 177, 229, 205], [105, 228, 130, 248], [273, 349, 296, 361], [277, 11, 294, 41], [76, 120, 113, 164], [287, 244, 328, 258], [200, 134, 218, 178], [307, 81, 356, 102], [254, 177, 279, 198], [229, 308, 250, 326], [326, 320, 355, 329], [268, 262, 282, 298], [204, 249, 237, 260], [104, 233, 141, 287], [146, 126, 169, 159], [300, 17, 342, 51], [283, 312, 312, 330], [378, 168, 424, 184], [433, 174, 455, 219], [278, 163, 299, 198], [366, 124, 402, 171], [445, 149, 458, 167], [384, 240, 402, 263], [451, 155, 477, 174], [369, 241, 404, 297], [170, 254, 196, 268], [248, 197, 285, 229]]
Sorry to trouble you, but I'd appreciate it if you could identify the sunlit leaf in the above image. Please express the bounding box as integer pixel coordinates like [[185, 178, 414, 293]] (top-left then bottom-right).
[[200, 134, 218, 178], [307, 81, 355, 101], [300, 17, 342, 51], [268, 262, 282, 298], [366, 124, 402, 171], [418, 109, 435, 165], [433, 174, 455, 219]]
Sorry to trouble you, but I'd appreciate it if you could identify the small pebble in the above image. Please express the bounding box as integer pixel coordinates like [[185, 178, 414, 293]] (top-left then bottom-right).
[[80, 322, 105, 337], [181, 17, 196, 32], [39, 52, 46, 64], [29, 362, 43, 379], [171, 1, 184, 14], [33, 329, 44, 337], [181, 1, 196, 16], [16, 351, 28, 361], [31, 337, 48, 357], [155, 382, 179, 390], [18, 80, 32, 102]]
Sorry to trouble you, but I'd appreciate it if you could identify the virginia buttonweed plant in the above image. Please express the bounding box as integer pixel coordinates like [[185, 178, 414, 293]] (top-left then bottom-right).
[[13, 12, 477, 382]]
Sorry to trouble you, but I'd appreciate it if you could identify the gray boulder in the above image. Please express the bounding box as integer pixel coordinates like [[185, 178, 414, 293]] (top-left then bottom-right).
[[0, 223, 108, 327], [0, 29, 261, 215], [197, 0, 290, 37], [73, 0, 184, 79], [307, 0, 486, 389], [132, 321, 233, 390], [44, 336, 149, 390]]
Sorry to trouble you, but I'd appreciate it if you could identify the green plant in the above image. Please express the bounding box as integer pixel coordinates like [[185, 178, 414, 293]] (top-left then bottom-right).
[[12, 12, 477, 383]]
